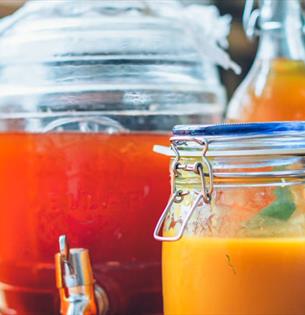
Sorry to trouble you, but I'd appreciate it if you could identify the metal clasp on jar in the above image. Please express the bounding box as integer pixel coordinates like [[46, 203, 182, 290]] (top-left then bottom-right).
[[154, 137, 214, 242]]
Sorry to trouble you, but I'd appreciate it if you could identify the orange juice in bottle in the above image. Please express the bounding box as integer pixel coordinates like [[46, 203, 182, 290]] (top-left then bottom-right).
[[226, 0, 305, 122]]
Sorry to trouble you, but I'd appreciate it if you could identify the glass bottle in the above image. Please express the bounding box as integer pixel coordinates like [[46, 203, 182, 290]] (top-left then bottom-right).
[[226, 0, 305, 122]]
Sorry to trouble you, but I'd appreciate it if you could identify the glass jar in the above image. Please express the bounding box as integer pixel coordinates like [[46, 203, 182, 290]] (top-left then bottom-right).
[[0, 1, 234, 315], [154, 122, 305, 315]]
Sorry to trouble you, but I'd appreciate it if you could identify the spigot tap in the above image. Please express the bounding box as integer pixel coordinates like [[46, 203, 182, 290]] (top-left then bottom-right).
[[55, 235, 108, 315]]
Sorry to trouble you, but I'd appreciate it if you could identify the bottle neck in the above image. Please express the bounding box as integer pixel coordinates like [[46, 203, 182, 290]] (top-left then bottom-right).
[[256, 0, 305, 61]]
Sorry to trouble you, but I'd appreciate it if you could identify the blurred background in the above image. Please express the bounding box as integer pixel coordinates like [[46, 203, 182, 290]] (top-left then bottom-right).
[[0, 0, 257, 99]]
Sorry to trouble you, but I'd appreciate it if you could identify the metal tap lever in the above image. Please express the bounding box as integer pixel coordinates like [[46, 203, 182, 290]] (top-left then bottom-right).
[[55, 235, 108, 315]]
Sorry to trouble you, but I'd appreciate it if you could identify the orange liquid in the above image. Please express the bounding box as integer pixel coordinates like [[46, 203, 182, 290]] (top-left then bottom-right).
[[0, 132, 170, 315], [227, 59, 305, 122], [163, 237, 305, 315]]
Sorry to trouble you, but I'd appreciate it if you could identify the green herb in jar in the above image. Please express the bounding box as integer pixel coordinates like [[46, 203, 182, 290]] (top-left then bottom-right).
[[245, 187, 296, 232]]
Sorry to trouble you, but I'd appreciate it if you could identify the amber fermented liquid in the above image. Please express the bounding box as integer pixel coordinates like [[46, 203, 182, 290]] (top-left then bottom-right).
[[0, 132, 170, 315]]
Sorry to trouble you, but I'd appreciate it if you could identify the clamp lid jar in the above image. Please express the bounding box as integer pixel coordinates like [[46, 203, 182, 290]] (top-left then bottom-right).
[[155, 122, 305, 315]]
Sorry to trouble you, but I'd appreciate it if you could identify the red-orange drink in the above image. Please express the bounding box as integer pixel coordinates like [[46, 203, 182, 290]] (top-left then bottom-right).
[[0, 132, 169, 315]]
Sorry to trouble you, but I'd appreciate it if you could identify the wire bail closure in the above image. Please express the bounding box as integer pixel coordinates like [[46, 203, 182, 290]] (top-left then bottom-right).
[[154, 137, 214, 242], [243, 0, 260, 40]]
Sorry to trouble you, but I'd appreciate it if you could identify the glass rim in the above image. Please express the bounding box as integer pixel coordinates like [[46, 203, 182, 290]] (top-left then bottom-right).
[[173, 122, 305, 137], [167, 122, 305, 157]]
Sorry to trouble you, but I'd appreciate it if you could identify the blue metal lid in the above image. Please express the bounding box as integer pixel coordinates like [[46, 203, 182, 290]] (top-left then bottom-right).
[[173, 122, 305, 137]]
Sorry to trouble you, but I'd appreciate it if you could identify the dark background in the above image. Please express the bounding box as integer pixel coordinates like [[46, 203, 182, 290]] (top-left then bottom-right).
[[215, 0, 257, 98]]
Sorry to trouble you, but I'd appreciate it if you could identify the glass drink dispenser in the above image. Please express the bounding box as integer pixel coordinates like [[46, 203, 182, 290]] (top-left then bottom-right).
[[0, 1, 235, 314]]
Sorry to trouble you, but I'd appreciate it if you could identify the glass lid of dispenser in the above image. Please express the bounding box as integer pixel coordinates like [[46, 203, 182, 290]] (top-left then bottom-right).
[[0, 0, 237, 132]]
